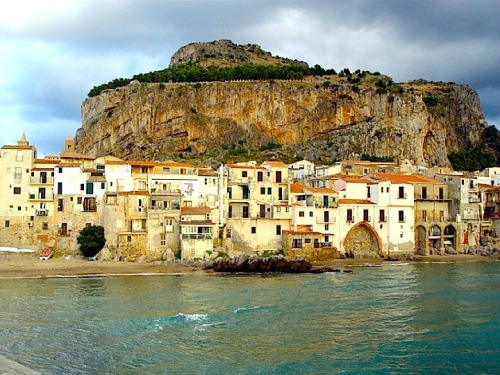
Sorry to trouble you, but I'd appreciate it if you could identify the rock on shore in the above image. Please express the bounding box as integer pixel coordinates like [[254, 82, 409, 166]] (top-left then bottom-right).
[[211, 254, 313, 273]]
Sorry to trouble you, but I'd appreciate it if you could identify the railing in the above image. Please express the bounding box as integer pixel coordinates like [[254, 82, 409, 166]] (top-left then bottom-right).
[[30, 177, 54, 184], [29, 193, 54, 201], [181, 233, 212, 240], [321, 242, 333, 248], [257, 212, 273, 219], [36, 209, 48, 216]]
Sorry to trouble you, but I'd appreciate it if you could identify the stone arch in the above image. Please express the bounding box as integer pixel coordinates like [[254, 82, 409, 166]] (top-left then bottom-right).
[[443, 224, 456, 251], [343, 222, 382, 259], [428, 224, 442, 254], [415, 225, 427, 255]]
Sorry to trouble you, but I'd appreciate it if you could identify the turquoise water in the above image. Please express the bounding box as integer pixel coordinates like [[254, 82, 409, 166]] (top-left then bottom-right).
[[0, 262, 499, 374]]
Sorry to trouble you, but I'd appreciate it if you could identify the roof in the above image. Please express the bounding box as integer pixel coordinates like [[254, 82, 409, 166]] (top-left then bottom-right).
[[342, 176, 374, 184], [1, 145, 35, 150], [291, 183, 306, 194], [263, 160, 287, 167], [304, 186, 337, 194], [34, 158, 60, 164], [157, 161, 194, 167], [372, 173, 443, 184], [181, 206, 211, 215], [226, 163, 266, 170], [197, 169, 217, 176], [339, 199, 374, 205], [128, 160, 156, 167], [59, 152, 94, 160]]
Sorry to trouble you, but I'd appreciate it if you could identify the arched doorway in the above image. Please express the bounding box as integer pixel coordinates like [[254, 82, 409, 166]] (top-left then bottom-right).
[[343, 223, 382, 258], [415, 225, 427, 255], [443, 225, 456, 253], [429, 225, 441, 254]]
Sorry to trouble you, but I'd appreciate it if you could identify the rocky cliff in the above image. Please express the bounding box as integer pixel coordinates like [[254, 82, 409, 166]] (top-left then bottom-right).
[[76, 43, 487, 167]]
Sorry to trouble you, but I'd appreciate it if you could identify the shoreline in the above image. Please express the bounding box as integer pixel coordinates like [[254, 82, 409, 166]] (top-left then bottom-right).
[[0, 253, 498, 279]]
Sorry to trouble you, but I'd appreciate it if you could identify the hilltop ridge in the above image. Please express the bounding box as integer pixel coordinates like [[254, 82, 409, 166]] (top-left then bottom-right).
[[76, 40, 489, 168]]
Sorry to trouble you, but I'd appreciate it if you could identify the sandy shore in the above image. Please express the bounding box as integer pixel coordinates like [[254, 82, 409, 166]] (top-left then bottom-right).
[[0, 252, 497, 279], [0, 253, 211, 279]]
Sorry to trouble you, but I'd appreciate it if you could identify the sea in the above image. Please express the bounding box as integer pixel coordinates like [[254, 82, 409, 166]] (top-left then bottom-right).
[[0, 262, 499, 374]]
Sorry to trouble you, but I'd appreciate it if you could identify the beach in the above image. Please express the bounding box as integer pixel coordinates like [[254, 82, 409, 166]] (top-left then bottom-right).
[[0, 252, 497, 279]]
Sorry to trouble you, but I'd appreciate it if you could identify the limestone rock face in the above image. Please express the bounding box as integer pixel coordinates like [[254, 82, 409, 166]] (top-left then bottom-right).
[[76, 78, 486, 167], [170, 39, 308, 68]]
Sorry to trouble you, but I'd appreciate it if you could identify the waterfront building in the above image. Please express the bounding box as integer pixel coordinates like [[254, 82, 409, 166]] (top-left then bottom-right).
[[0, 134, 37, 247]]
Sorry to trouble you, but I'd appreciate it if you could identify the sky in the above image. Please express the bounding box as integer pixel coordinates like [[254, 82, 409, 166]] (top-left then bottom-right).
[[0, 0, 498, 156]]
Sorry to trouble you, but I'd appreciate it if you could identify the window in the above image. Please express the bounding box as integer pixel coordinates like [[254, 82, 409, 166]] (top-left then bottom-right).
[[386, 187, 389, 193], [363, 209, 369, 221], [276, 171, 282, 183], [299, 211, 305, 217], [227, 187, 232, 199], [422, 187, 427, 199], [16, 150, 23, 162], [57, 198, 64, 212], [292, 238, 303, 248], [101, 182, 105, 189], [398, 186, 405, 199], [17, 206, 21, 211], [276, 225, 281, 235], [58, 167, 62, 173], [347, 209, 353, 222], [381, 186, 384, 193], [4, 220, 9, 228], [242, 171, 248, 178], [260, 187, 266, 195], [251, 226, 256, 234], [422, 210, 427, 222], [367, 186, 371, 198], [42, 222, 48, 230], [325, 224, 329, 231], [160, 234, 166, 246], [267, 187, 272, 195], [14, 167, 22, 179], [13, 187, 21, 194], [80, 184, 84, 191], [305, 238, 311, 244], [379, 209, 386, 222], [398, 210, 405, 222], [57, 182, 63, 195], [77, 197, 83, 204], [257, 171, 263, 182], [309, 211, 313, 217]]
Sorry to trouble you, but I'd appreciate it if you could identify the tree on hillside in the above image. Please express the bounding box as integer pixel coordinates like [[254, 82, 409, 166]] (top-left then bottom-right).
[[77, 225, 106, 258]]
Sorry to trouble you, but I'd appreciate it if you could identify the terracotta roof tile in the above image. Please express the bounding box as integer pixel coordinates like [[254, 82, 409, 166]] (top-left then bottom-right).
[[339, 199, 374, 205]]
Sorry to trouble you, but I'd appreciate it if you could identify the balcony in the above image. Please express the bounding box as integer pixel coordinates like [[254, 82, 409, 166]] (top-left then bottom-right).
[[181, 233, 213, 240], [29, 193, 54, 201], [35, 209, 48, 216], [30, 176, 54, 185]]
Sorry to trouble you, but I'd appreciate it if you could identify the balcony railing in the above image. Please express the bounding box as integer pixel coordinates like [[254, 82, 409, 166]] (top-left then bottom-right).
[[181, 233, 212, 240], [35, 209, 48, 216]]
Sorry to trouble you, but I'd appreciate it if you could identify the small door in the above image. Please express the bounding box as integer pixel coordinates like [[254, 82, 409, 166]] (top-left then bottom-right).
[[260, 205, 266, 218]]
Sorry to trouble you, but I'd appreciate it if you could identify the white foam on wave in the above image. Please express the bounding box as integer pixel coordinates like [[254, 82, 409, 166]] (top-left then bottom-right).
[[234, 306, 261, 314]]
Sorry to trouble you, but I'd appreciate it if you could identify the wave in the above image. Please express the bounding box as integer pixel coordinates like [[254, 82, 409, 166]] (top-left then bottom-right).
[[234, 306, 261, 314]]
